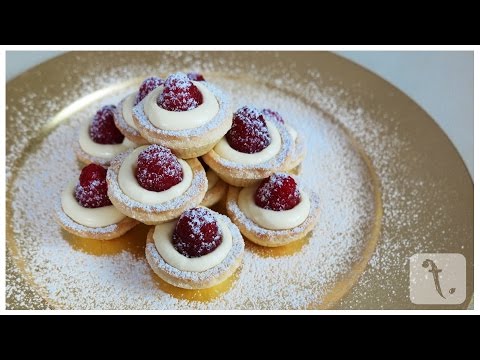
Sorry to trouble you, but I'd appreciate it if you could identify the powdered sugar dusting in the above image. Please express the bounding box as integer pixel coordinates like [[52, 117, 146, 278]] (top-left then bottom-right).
[[55, 201, 119, 235], [107, 150, 205, 214], [226, 106, 271, 154], [213, 118, 293, 172], [158, 72, 203, 112], [75, 164, 111, 208], [254, 173, 301, 211], [135, 77, 163, 105], [133, 80, 230, 138], [89, 105, 124, 144], [149, 212, 244, 283], [8, 73, 377, 309], [173, 207, 222, 258], [135, 144, 184, 192]]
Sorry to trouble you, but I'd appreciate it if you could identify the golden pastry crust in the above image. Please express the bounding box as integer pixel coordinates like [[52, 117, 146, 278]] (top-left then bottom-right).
[[145, 214, 244, 289], [75, 142, 112, 167], [55, 201, 139, 240], [201, 179, 228, 208], [113, 96, 149, 145], [202, 120, 294, 187], [132, 82, 232, 159], [226, 186, 320, 247], [286, 132, 307, 172], [106, 150, 208, 225]]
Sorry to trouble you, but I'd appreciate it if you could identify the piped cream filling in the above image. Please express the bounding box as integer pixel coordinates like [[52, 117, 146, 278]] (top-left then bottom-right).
[[122, 92, 138, 130], [61, 181, 126, 228], [153, 216, 232, 272], [118, 146, 192, 205], [214, 121, 282, 165], [143, 81, 219, 131], [238, 186, 310, 230], [79, 120, 133, 159], [206, 169, 219, 190]]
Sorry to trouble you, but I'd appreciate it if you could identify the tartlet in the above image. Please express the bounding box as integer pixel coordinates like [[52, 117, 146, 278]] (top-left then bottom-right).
[[200, 166, 228, 208], [145, 207, 244, 289], [76, 105, 135, 166], [113, 77, 163, 145], [262, 108, 306, 173], [132, 72, 232, 159], [56, 164, 138, 240], [107, 144, 207, 225], [203, 106, 293, 187], [226, 173, 320, 247]]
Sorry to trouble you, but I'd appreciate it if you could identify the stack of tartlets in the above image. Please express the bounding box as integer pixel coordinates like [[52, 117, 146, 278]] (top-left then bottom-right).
[[56, 72, 319, 290]]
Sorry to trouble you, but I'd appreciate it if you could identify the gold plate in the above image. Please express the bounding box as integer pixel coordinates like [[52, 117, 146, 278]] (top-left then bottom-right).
[[6, 52, 473, 310]]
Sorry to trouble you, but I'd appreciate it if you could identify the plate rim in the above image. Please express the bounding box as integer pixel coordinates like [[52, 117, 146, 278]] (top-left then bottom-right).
[[6, 51, 473, 310]]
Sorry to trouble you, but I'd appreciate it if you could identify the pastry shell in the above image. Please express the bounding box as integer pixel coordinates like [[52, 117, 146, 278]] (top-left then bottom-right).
[[106, 150, 207, 225], [201, 179, 228, 208], [226, 186, 320, 247], [145, 213, 244, 289], [132, 82, 231, 159], [113, 96, 150, 145], [75, 142, 113, 167], [286, 132, 307, 173], [55, 201, 138, 240], [202, 120, 293, 187]]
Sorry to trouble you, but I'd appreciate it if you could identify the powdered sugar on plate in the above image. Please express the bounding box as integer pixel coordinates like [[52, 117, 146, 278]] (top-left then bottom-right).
[[8, 73, 380, 309]]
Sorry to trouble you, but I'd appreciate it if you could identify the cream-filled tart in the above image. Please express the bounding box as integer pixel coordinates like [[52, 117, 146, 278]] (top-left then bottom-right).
[[145, 207, 244, 289], [132, 72, 232, 159], [202, 106, 293, 187], [76, 105, 136, 166], [107, 144, 207, 225], [56, 164, 138, 240], [226, 173, 320, 247], [262, 108, 306, 173], [200, 162, 228, 208], [114, 77, 163, 145]]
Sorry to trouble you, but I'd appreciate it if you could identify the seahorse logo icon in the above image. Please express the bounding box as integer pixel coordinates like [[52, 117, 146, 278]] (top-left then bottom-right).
[[422, 259, 456, 299]]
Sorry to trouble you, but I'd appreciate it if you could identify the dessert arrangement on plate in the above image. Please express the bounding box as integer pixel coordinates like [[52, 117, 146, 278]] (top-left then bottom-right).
[[56, 72, 320, 290], [9, 52, 472, 311]]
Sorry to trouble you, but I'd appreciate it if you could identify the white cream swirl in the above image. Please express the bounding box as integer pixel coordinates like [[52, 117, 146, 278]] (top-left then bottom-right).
[[214, 121, 282, 165], [237, 186, 310, 230], [153, 216, 232, 272], [118, 146, 192, 205], [286, 124, 298, 141], [143, 81, 219, 131], [61, 181, 126, 228], [79, 120, 133, 159], [122, 92, 138, 130]]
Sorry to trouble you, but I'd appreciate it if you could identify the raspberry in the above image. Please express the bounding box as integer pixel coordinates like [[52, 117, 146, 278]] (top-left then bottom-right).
[[135, 76, 163, 105], [187, 72, 205, 81], [262, 108, 284, 124], [173, 207, 222, 258], [254, 173, 301, 211], [157, 72, 203, 111], [74, 164, 112, 208], [89, 105, 124, 144], [226, 106, 271, 153], [135, 145, 183, 192]]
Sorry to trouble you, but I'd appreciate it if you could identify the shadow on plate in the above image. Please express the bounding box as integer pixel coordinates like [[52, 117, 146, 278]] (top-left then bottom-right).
[[62, 224, 151, 257], [150, 267, 241, 302], [245, 231, 312, 258]]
